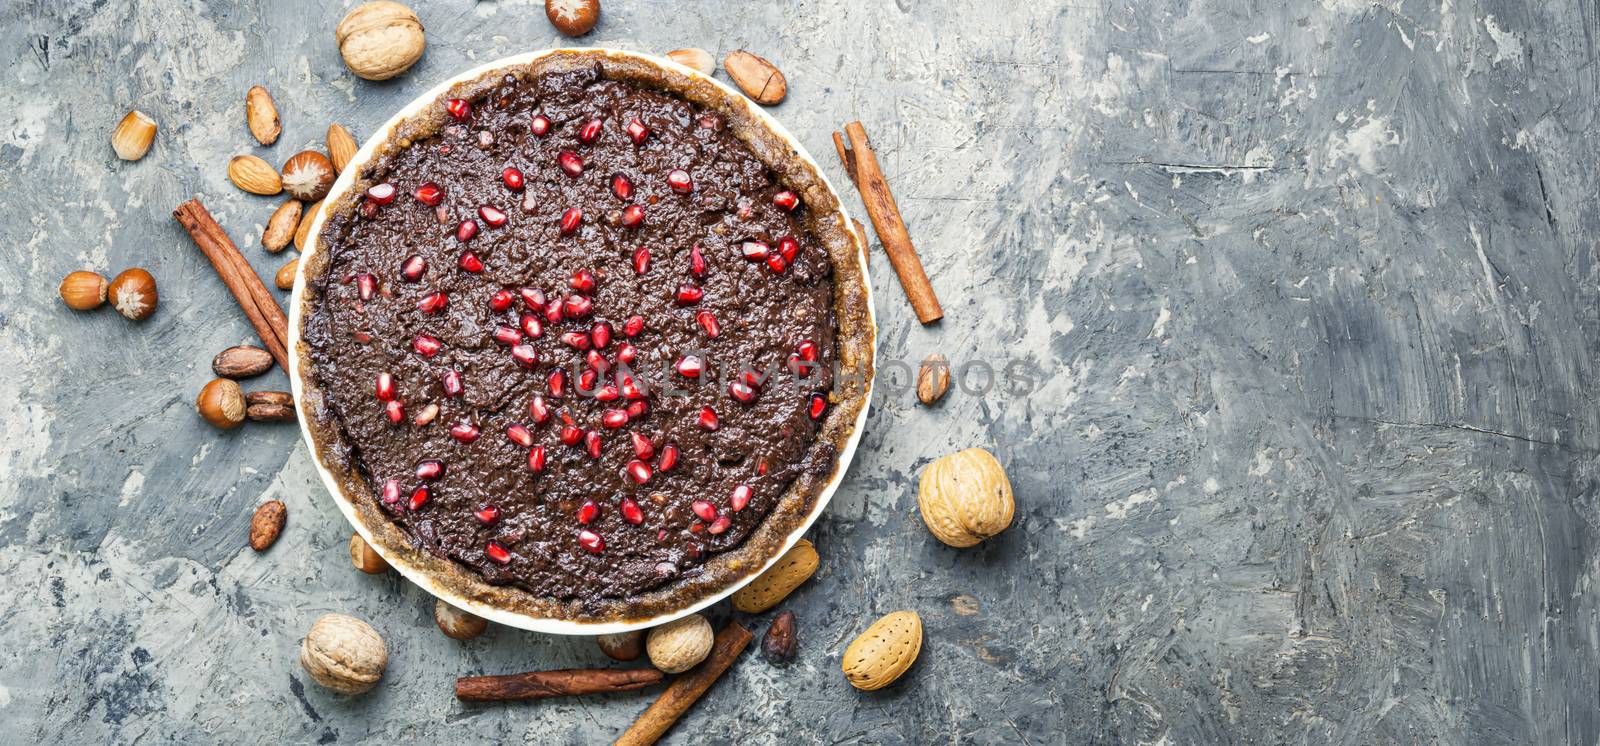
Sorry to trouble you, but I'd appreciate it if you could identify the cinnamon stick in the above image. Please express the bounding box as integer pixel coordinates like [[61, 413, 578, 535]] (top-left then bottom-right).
[[455, 667, 664, 702], [835, 122, 943, 324], [614, 622, 753, 746], [173, 199, 290, 370]]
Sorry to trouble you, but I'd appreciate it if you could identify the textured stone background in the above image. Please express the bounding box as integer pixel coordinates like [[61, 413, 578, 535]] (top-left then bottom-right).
[[3, 0, 1598, 743]]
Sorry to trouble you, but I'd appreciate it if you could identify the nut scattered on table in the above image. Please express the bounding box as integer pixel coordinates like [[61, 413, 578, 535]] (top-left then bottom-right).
[[327, 123, 359, 173], [646, 613, 713, 674], [107, 268, 158, 321], [731, 538, 819, 613], [841, 610, 922, 691], [336, 1, 426, 81], [249, 500, 286, 551], [197, 378, 246, 429], [917, 447, 1015, 547], [300, 613, 387, 694], [723, 50, 787, 105], [295, 199, 323, 250], [245, 393, 295, 423], [262, 199, 302, 253], [350, 533, 389, 574], [275, 258, 300, 290], [245, 85, 281, 146], [59, 271, 108, 311], [281, 150, 335, 202], [545, 0, 599, 37], [917, 354, 951, 405], [596, 630, 645, 661], [229, 154, 282, 195], [434, 599, 488, 640], [666, 48, 715, 77], [761, 610, 798, 663], [213, 345, 274, 379], [111, 110, 157, 161]]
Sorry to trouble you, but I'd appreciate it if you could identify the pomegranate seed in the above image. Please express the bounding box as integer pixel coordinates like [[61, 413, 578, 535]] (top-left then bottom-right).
[[506, 424, 533, 447], [808, 393, 827, 420], [698, 406, 719, 431], [414, 402, 440, 426], [409, 486, 430, 510], [415, 182, 444, 205], [621, 204, 644, 227], [585, 430, 603, 459], [445, 98, 471, 120], [520, 313, 543, 338], [601, 409, 629, 429], [569, 268, 597, 294], [741, 240, 770, 261], [729, 380, 758, 403], [626, 118, 650, 144], [400, 255, 427, 282], [578, 529, 605, 553], [486, 540, 510, 564], [675, 283, 703, 304], [375, 372, 397, 401], [560, 207, 582, 235], [667, 169, 693, 193], [619, 374, 644, 399], [381, 479, 401, 504], [489, 288, 516, 311], [696, 310, 720, 337], [519, 287, 547, 310], [558, 151, 584, 178], [492, 325, 521, 346], [757, 457, 769, 476], [707, 516, 731, 535], [578, 367, 599, 392], [676, 355, 704, 378], [449, 422, 480, 443], [415, 459, 444, 480], [623, 315, 645, 336], [359, 200, 379, 219], [773, 190, 799, 211], [578, 118, 603, 143], [797, 340, 818, 362], [611, 173, 633, 200], [766, 253, 789, 274], [560, 424, 583, 446], [530, 114, 551, 136], [353, 273, 377, 301], [577, 500, 600, 524], [527, 446, 546, 472], [630, 431, 655, 460], [476, 505, 500, 524], [658, 444, 679, 472], [458, 250, 484, 273], [738, 368, 765, 388], [366, 183, 397, 204], [620, 497, 644, 524], [626, 459, 652, 484], [503, 167, 525, 191], [542, 302, 562, 326], [691, 500, 718, 522], [412, 334, 441, 357], [456, 220, 479, 242], [548, 369, 566, 398], [632, 247, 651, 275], [441, 370, 463, 397], [564, 294, 593, 317], [626, 400, 649, 419], [479, 205, 508, 227], [778, 236, 800, 262], [596, 384, 621, 402], [690, 244, 707, 276], [560, 331, 591, 350], [617, 343, 638, 365], [529, 396, 551, 423], [731, 484, 752, 512], [512, 343, 539, 368], [385, 400, 405, 423]]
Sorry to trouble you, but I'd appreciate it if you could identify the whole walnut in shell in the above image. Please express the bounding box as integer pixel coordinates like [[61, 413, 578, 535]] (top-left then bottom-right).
[[646, 613, 713, 674], [300, 613, 387, 694], [917, 448, 1015, 547], [335, 1, 426, 81]]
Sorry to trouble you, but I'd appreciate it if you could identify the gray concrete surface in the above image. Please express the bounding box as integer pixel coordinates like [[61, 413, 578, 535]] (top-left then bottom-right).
[[4, 0, 1599, 743]]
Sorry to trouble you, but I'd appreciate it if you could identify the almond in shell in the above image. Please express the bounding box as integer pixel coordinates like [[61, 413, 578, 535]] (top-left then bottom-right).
[[841, 610, 922, 691], [731, 538, 818, 613]]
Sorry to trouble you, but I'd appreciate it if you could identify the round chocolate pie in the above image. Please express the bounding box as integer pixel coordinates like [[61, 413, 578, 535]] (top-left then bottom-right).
[[293, 50, 873, 624]]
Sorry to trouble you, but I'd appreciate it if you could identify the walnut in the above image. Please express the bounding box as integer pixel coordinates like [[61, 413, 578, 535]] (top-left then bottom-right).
[[646, 613, 713, 673], [299, 613, 387, 694], [335, 2, 426, 81]]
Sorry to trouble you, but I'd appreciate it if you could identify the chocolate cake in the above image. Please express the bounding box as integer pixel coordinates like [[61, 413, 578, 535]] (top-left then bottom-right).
[[294, 50, 873, 623]]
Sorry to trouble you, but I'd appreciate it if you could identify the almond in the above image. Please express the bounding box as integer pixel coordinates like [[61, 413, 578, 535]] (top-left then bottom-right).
[[229, 154, 283, 195], [917, 448, 1014, 547], [916, 354, 950, 405], [667, 48, 715, 77], [111, 110, 158, 161], [282, 150, 335, 202], [731, 538, 818, 613], [245, 85, 281, 145], [841, 611, 922, 691], [262, 199, 302, 253], [212, 345, 274, 378], [723, 50, 787, 105], [249, 500, 287, 551], [275, 257, 300, 290], [295, 199, 323, 250], [327, 123, 359, 173]]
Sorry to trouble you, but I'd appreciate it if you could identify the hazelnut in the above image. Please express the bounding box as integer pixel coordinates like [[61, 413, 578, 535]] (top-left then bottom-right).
[[196, 378, 246, 430], [59, 271, 108, 310], [107, 268, 158, 321], [300, 613, 387, 694], [349, 532, 389, 574], [646, 613, 713, 673], [111, 110, 157, 161], [434, 599, 488, 640], [281, 151, 335, 202], [336, 1, 426, 81], [596, 630, 645, 661], [545, 0, 599, 36]]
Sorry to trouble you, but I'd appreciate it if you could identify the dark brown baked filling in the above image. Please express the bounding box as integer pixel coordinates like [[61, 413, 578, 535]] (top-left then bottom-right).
[[302, 64, 839, 605]]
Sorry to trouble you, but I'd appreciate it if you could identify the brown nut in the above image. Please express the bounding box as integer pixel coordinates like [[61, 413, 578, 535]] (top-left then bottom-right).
[[107, 268, 158, 321], [282, 150, 335, 202], [212, 345, 274, 379], [646, 613, 713, 674], [295, 199, 323, 250], [545, 0, 599, 36], [300, 613, 387, 694], [350, 533, 389, 574], [434, 599, 488, 640], [917, 354, 951, 405], [245, 390, 294, 407], [336, 1, 426, 81], [761, 610, 798, 663], [841, 611, 922, 691], [723, 50, 787, 105], [666, 48, 715, 77], [245, 85, 281, 145], [731, 538, 818, 613], [246, 401, 295, 422], [262, 199, 302, 253], [275, 257, 300, 290], [249, 500, 286, 551], [596, 630, 645, 661], [917, 448, 1014, 547], [229, 154, 282, 195], [327, 123, 359, 173], [197, 378, 246, 429], [59, 271, 108, 310], [112, 110, 157, 161]]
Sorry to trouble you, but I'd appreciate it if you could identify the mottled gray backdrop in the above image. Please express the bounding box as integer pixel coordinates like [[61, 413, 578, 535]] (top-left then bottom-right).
[[3, 0, 1598, 743]]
